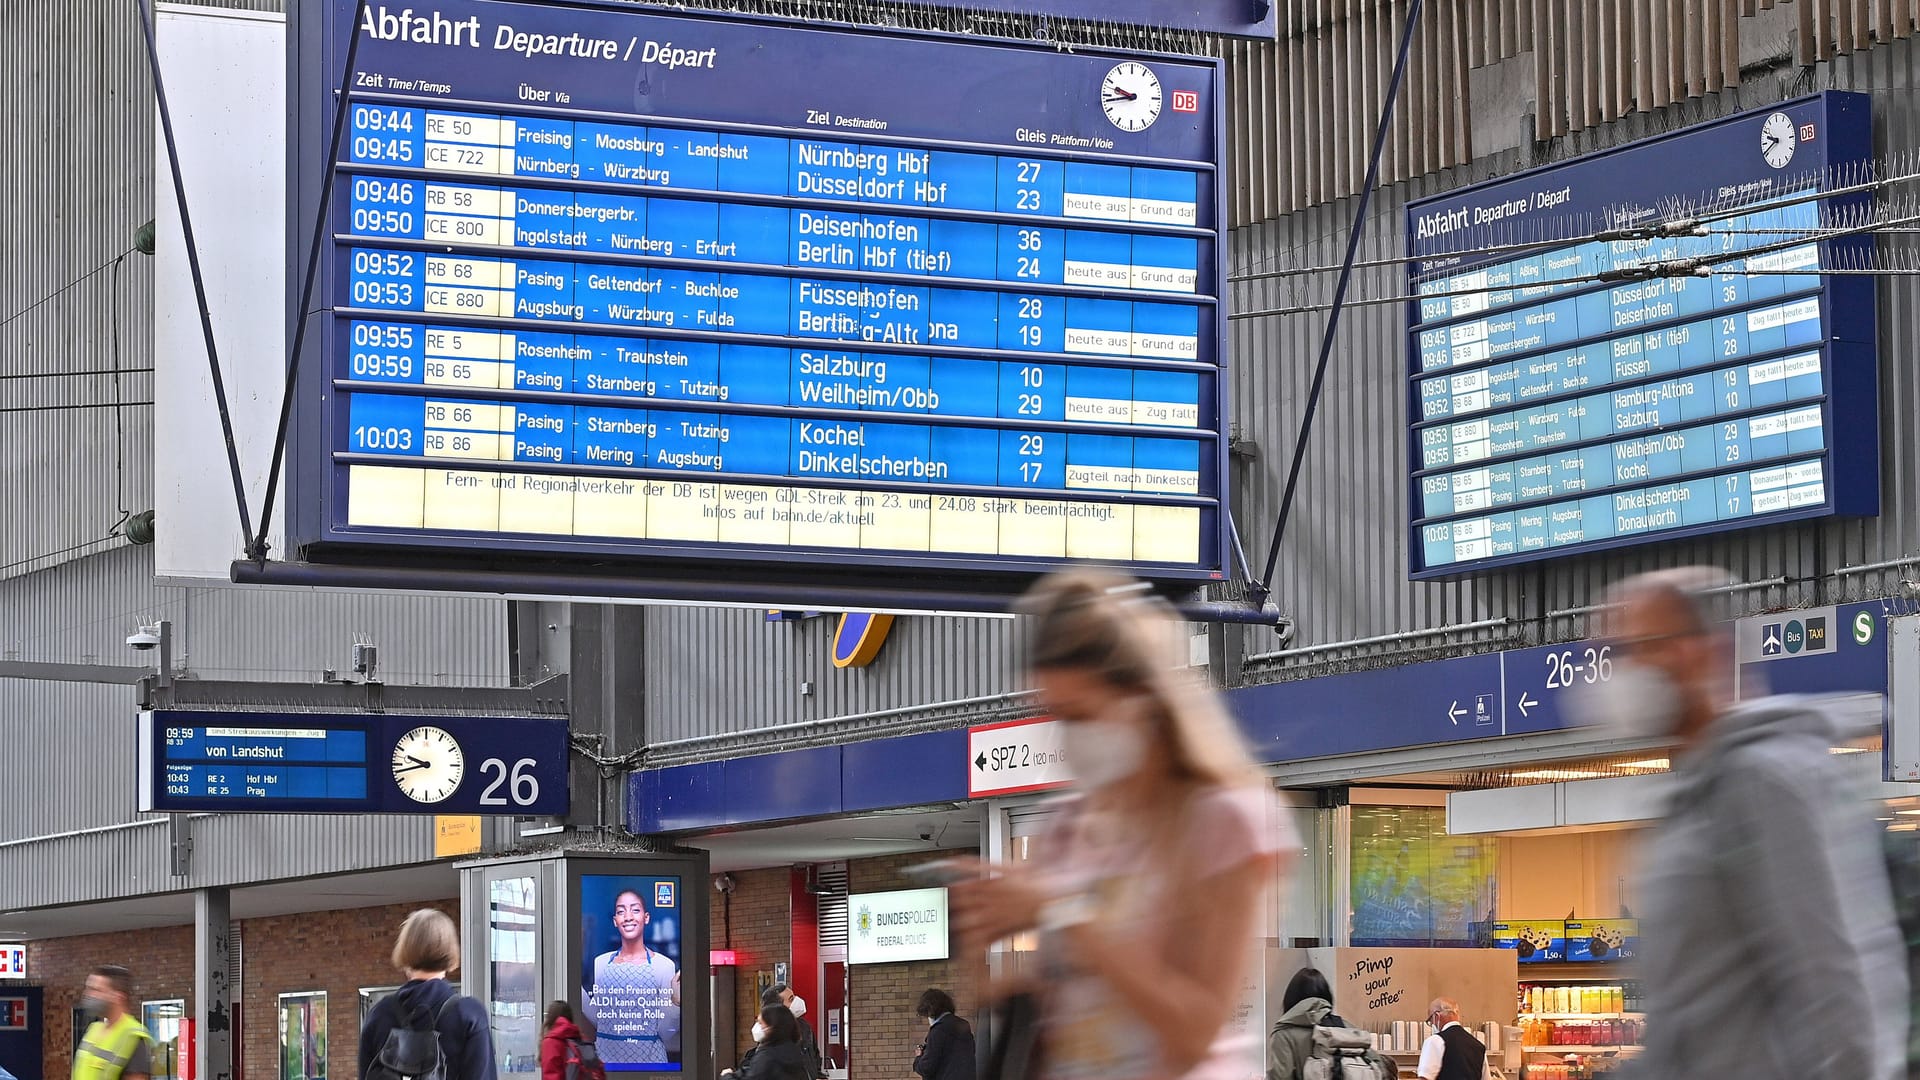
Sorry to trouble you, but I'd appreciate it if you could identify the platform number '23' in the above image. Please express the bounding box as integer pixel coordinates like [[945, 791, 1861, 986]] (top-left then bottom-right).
[[1544, 645, 1613, 689]]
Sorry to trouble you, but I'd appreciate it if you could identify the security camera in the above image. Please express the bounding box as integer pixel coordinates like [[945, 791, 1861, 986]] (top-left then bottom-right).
[[126, 628, 160, 651], [713, 873, 736, 894]]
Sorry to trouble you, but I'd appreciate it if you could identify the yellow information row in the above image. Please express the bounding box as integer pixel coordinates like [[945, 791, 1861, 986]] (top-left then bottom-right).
[[347, 465, 1202, 564]]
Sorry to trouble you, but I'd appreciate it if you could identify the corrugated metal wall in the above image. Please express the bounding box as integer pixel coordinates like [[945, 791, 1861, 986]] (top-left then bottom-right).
[[0, 545, 507, 852], [641, 607, 1026, 743], [0, 0, 158, 580], [1221, 0, 1920, 224]]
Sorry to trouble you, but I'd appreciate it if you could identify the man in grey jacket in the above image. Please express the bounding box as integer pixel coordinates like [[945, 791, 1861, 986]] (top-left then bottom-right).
[[1583, 569, 1907, 1080]]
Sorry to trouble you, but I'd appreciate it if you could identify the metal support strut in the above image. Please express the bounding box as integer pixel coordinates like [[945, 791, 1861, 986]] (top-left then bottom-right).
[[1251, 0, 1425, 608]]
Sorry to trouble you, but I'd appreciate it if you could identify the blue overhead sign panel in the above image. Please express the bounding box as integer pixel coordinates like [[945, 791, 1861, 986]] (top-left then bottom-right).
[[290, 0, 1230, 591], [1406, 93, 1877, 577], [883, 1, 1275, 38], [138, 710, 570, 815]]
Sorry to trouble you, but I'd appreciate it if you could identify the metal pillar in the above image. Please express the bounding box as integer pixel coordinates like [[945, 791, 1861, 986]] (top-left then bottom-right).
[[566, 605, 645, 833], [195, 888, 233, 1080]]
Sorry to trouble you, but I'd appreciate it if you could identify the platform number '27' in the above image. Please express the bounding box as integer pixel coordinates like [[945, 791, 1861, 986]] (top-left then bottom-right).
[[1544, 645, 1613, 689]]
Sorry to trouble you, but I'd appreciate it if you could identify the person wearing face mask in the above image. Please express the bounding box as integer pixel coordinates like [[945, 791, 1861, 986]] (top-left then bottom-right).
[[737, 1006, 811, 1080], [913, 989, 975, 1080], [1576, 568, 1905, 1080], [760, 986, 825, 1079], [71, 965, 152, 1080], [951, 570, 1293, 1080]]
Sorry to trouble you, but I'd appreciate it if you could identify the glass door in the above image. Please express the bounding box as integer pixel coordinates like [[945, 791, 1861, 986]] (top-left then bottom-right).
[[276, 992, 327, 1080], [143, 1001, 186, 1080], [817, 947, 848, 1079]]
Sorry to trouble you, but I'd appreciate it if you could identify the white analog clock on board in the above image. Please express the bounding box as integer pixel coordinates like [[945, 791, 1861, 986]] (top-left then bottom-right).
[[1101, 62, 1162, 132], [392, 725, 464, 803], [1761, 111, 1796, 169]]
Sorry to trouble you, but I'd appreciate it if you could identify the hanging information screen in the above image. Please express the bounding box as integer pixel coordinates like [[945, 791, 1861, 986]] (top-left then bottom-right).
[[1405, 93, 1878, 578], [290, 0, 1229, 587]]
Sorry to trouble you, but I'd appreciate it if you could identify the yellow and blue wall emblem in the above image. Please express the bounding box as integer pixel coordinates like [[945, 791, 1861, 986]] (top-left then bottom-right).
[[831, 612, 895, 668]]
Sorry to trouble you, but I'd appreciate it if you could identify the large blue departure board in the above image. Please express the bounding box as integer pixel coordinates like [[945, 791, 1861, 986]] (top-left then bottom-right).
[[1405, 93, 1878, 577], [289, 0, 1228, 585]]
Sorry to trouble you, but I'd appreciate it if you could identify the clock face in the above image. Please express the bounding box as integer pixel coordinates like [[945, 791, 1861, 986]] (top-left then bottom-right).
[[1101, 62, 1162, 132], [392, 725, 464, 804], [1761, 112, 1797, 169]]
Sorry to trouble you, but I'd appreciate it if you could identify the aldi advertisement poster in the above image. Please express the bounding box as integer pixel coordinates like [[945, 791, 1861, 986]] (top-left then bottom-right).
[[1492, 920, 1566, 963], [1565, 919, 1639, 963], [582, 876, 684, 1071]]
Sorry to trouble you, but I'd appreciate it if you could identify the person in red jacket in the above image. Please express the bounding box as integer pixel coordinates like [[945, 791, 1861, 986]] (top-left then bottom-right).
[[541, 1001, 583, 1080]]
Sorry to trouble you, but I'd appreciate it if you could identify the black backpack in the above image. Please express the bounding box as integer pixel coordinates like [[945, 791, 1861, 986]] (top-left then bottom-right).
[[366, 995, 459, 1080]]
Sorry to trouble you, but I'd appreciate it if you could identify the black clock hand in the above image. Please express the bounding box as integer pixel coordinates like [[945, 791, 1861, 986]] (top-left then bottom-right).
[[394, 761, 429, 775], [1106, 87, 1137, 102]]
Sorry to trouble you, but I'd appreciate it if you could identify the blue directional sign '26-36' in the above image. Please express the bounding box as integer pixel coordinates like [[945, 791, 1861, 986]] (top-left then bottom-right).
[[137, 710, 569, 815], [290, 0, 1231, 587]]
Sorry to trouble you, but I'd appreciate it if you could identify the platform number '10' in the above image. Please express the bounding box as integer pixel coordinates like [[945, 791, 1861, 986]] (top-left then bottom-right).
[[478, 757, 541, 806]]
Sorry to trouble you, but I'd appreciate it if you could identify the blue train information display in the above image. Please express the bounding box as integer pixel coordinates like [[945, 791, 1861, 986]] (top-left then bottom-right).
[[137, 710, 570, 815], [1405, 93, 1877, 577], [293, 0, 1228, 583]]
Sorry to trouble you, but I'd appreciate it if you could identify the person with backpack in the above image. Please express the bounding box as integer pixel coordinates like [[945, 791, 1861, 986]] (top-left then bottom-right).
[[540, 1002, 605, 1080], [1575, 569, 1908, 1080], [359, 909, 496, 1080], [1266, 968, 1389, 1080]]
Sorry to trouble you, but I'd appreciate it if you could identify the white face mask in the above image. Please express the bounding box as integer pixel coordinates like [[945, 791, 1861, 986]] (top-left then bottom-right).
[[1063, 707, 1149, 789], [752, 1022, 767, 1044], [1570, 663, 1683, 740], [787, 996, 807, 1019]]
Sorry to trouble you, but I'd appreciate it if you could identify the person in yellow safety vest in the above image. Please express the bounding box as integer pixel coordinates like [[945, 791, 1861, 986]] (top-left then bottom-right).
[[71, 966, 153, 1080]]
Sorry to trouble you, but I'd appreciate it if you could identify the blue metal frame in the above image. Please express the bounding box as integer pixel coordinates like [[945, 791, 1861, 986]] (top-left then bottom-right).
[[1403, 92, 1878, 578], [287, 0, 1234, 594]]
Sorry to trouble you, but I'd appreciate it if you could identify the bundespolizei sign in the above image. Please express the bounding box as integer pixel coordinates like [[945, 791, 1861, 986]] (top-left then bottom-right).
[[288, 1, 1231, 593], [849, 887, 950, 965], [1406, 93, 1877, 577], [138, 710, 570, 815]]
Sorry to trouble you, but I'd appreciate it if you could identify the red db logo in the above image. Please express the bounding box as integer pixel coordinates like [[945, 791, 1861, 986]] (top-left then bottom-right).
[[1172, 90, 1199, 113]]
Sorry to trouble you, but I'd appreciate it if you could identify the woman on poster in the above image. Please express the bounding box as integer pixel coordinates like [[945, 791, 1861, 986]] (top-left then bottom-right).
[[585, 889, 680, 1066]]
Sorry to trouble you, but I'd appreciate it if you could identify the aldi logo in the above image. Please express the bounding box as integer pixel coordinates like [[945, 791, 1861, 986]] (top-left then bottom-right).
[[654, 881, 676, 909], [0, 998, 27, 1031], [1172, 90, 1200, 113]]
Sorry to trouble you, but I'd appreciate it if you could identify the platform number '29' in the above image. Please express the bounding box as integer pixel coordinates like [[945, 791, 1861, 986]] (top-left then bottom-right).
[[478, 757, 542, 806]]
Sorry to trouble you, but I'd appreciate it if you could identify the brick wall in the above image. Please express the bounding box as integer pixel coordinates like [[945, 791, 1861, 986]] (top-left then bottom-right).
[[846, 855, 983, 1080], [27, 900, 458, 1080], [235, 900, 460, 1080], [29, 925, 195, 1080], [717, 867, 791, 1067]]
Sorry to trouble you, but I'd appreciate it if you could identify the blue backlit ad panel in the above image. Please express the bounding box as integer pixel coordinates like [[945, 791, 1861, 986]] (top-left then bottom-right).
[[1405, 92, 1878, 578], [292, 0, 1229, 585]]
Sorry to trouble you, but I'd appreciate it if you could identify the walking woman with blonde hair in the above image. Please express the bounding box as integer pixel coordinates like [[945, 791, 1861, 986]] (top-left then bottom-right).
[[952, 570, 1292, 1080]]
